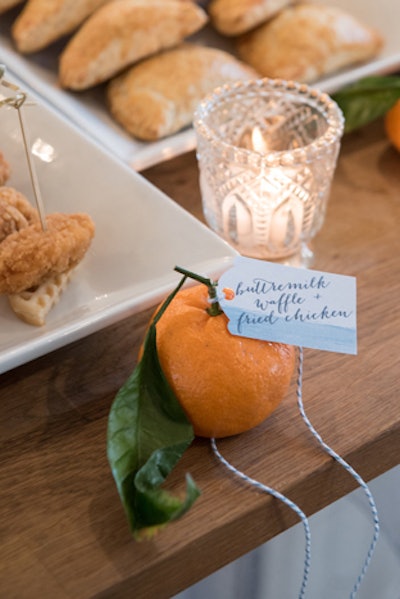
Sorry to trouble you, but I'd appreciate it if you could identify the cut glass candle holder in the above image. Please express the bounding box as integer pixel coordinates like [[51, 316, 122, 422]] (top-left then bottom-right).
[[193, 78, 344, 267]]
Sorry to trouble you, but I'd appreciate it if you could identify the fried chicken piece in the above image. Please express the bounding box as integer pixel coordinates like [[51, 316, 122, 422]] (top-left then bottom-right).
[[0, 212, 95, 295], [0, 152, 11, 185], [0, 187, 39, 242]]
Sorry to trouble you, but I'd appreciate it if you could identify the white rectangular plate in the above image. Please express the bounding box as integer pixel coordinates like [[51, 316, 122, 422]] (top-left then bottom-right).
[[0, 0, 399, 171], [0, 74, 236, 374]]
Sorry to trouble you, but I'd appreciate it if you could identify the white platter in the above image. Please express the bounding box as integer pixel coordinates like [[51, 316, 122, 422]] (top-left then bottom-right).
[[0, 0, 399, 171], [0, 74, 236, 374]]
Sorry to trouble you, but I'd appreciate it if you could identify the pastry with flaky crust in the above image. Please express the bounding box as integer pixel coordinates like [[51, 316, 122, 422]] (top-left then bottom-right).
[[107, 43, 258, 141], [236, 3, 383, 83], [59, 0, 208, 90], [208, 0, 297, 36], [11, 0, 111, 53]]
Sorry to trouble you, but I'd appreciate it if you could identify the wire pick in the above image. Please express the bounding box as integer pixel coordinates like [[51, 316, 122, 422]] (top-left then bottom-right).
[[0, 64, 47, 231]]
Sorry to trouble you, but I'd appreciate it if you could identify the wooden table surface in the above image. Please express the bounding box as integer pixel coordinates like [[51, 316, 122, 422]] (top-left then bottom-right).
[[1, 119, 399, 599]]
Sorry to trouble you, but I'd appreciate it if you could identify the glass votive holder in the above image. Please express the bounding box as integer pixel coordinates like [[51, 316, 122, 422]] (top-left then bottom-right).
[[193, 78, 344, 266]]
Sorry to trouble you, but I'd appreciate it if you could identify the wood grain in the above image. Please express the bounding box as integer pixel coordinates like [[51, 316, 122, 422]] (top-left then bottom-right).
[[1, 120, 399, 599]]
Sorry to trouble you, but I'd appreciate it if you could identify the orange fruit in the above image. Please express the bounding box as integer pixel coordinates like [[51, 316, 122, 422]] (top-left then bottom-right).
[[384, 99, 400, 151], [152, 283, 296, 438]]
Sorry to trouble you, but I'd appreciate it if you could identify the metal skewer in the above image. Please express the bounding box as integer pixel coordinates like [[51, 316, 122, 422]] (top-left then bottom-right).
[[0, 65, 47, 231]]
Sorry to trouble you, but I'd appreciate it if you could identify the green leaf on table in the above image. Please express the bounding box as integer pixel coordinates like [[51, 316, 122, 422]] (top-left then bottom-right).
[[332, 75, 400, 132], [107, 275, 201, 539]]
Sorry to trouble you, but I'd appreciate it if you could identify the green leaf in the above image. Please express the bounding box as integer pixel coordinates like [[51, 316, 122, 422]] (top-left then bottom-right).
[[332, 75, 400, 132], [107, 275, 201, 539]]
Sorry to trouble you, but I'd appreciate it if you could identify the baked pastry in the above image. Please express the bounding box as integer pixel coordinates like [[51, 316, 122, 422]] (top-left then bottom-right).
[[0, 0, 24, 15], [107, 43, 258, 140], [236, 3, 383, 83], [59, 0, 208, 90], [208, 0, 296, 36], [12, 0, 111, 53]]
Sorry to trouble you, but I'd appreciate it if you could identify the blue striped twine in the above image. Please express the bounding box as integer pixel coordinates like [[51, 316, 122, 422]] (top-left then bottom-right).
[[211, 436, 311, 598], [296, 347, 380, 598], [211, 346, 380, 598]]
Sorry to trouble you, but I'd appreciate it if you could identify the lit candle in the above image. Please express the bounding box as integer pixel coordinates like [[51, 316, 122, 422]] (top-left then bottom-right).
[[194, 79, 344, 266]]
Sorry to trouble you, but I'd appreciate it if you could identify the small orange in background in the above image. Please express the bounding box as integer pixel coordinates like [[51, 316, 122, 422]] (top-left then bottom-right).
[[153, 283, 296, 438], [384, 99, 400, 151]]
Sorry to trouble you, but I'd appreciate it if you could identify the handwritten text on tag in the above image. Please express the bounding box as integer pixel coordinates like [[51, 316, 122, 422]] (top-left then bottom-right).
[[217, 256, 357, 354]]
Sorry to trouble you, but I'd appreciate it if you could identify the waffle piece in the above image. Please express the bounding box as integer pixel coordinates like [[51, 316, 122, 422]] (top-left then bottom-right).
[[236, 3, 383, 83], [12, 0, 111, 53], [8, 269, 74, 326], [59, 0, 208, 90], [107, 43, 258, 140], [208, 0, 297, 36]]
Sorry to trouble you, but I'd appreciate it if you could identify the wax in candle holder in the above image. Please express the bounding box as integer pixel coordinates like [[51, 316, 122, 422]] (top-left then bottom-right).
[[193, 78, 344, 266]]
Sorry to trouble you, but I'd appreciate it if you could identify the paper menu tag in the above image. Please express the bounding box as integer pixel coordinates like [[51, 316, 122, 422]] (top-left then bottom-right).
[[217, 256, 357, 355]]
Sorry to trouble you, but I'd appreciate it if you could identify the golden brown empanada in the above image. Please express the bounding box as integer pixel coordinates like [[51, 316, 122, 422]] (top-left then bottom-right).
[[236, 3, 383, 83], [106, 43, 258, 141], [12, 0, 111, 53], [0, 0, 24, 15], [59, 0, 208, 90], [208, 0, 296, 36]]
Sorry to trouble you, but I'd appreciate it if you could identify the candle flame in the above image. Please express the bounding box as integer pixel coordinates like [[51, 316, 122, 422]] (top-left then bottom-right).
[[251, 126, 268, 154]]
